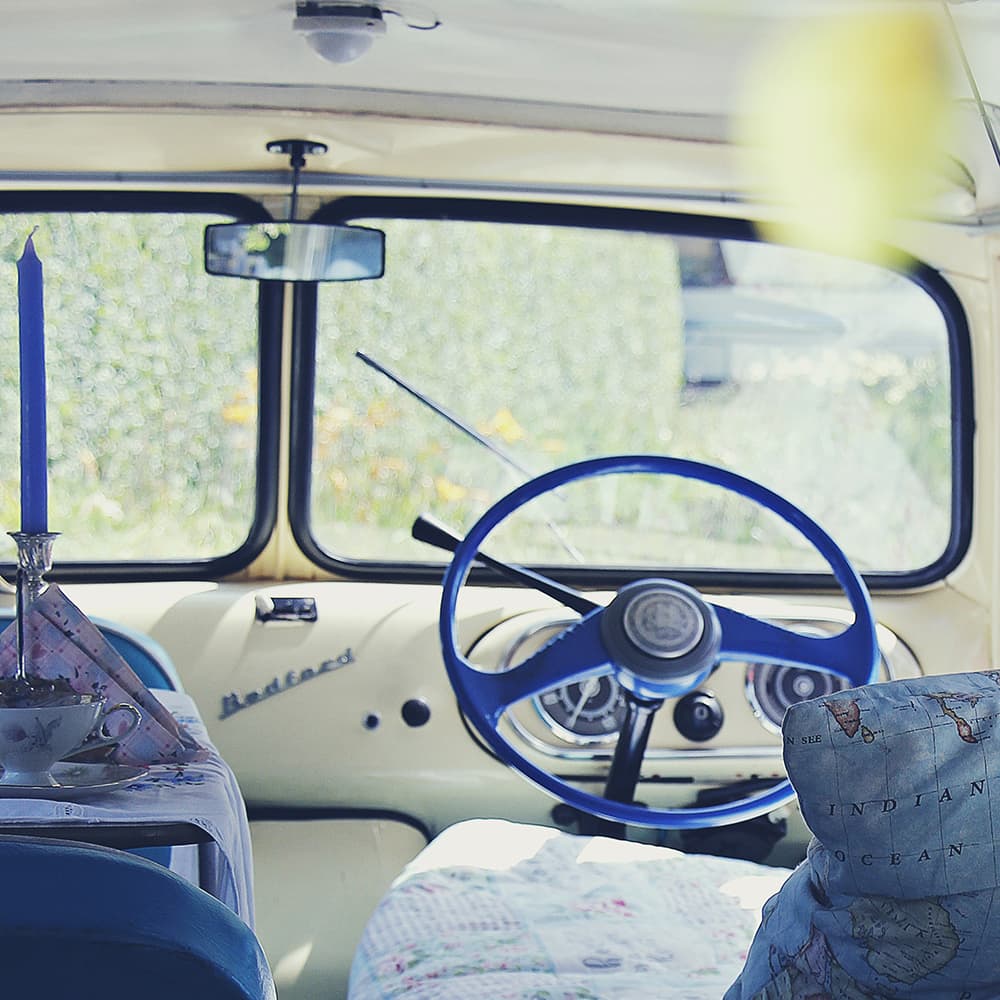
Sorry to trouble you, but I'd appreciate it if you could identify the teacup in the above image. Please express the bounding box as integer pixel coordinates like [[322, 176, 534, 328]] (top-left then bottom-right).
[[0, 694, 142, 786]]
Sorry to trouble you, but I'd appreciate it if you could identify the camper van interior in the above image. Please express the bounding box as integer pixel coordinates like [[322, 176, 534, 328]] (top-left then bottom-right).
[[1, 2, 1000, 997]]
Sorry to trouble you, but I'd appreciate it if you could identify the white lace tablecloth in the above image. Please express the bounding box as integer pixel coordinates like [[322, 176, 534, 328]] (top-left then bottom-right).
[[0, 689, 255, 927]]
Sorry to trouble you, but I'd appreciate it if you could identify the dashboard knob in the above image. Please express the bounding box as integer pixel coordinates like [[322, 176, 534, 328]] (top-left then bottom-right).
[[402, 699, 431, 727], [673, 690, 723, 742]]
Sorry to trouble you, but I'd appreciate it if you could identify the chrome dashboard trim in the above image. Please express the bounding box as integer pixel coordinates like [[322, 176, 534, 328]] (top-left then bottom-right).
[[744, 665, 784, 737], [219, 647, 355, 719], [500, 719, 784, 762]]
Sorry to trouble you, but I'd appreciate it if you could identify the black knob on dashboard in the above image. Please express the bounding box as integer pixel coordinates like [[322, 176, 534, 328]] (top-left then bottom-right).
[[402, 699, 431, 727], [673, 690, 724, 742]]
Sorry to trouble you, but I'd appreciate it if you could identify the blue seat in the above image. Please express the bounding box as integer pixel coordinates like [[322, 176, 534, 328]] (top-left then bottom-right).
[[0, 835, 274, 999], [0, 611, 182, 691]]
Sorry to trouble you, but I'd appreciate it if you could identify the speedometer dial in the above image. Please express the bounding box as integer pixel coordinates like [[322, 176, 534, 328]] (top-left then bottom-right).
[[533, 676, 627, 742], [495, 618, 627, 744], [746, 662, 848, 734]]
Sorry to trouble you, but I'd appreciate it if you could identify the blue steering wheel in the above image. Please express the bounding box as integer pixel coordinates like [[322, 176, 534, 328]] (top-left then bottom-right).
[[440, 455, 879, 829]]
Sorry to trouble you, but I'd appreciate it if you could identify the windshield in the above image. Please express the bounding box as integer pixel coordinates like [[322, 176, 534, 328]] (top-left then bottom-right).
[[310, 215, 955, 577]]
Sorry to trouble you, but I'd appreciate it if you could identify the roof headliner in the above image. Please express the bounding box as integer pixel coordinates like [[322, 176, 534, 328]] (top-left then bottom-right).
[[1, 2, 999, 217]]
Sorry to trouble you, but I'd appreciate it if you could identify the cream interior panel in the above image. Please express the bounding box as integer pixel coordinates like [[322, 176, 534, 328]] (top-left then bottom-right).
[[251, 818, 428, 1000]]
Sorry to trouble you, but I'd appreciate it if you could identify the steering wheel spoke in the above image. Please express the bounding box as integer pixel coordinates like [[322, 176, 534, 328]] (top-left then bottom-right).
[[466, 610, 611, 723], [713, 604, 878, 685]]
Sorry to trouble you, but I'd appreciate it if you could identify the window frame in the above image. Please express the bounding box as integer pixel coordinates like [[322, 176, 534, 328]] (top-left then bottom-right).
[[0, 191, 282, 583], [291, 196, 973, 592]]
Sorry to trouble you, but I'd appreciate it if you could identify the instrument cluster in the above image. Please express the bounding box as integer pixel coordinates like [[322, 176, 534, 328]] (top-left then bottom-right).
[[471, 610, 917, 759]]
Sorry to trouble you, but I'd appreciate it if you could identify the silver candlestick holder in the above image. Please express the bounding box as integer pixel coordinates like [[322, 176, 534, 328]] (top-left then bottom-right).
[[7, 531, 60, 696]]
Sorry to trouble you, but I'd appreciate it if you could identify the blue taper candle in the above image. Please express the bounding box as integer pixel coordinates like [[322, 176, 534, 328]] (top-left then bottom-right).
[[16, 228, 47, 534]]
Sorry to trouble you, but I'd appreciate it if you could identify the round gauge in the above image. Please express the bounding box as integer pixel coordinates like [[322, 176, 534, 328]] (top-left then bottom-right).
[[534, 676, 627, 743], [746, 662, 848, 734]]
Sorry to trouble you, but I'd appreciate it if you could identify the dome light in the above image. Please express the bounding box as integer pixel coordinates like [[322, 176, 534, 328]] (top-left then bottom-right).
[[293, 2, 439, 65]]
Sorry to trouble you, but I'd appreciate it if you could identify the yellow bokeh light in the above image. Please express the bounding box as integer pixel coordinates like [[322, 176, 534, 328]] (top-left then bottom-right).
[[477, 407, 525, 445], [737, 9, 955, 266]]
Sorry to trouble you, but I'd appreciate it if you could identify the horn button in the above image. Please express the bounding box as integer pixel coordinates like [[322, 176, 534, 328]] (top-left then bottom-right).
[[599, 580, 722, 700]]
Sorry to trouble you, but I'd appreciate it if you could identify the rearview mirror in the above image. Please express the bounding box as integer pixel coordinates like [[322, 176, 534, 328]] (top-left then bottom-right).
[[204, 222, 385, 281]]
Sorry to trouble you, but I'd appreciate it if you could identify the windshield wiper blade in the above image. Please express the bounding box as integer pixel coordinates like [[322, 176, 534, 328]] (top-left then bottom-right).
[[357, 350, 536, 480], [356, 350, 584, 563]]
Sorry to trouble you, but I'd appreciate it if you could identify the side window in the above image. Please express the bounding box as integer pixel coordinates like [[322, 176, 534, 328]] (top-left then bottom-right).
[[0, 212, 262, 563], [308, 216, 956, 578]]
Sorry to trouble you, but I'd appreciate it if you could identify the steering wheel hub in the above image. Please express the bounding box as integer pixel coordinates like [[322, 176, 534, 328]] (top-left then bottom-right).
[[600, 580, 722, 699], [621, 584, 704, 658]]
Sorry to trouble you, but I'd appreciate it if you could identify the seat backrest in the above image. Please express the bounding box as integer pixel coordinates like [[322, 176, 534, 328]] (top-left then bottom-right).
[[0, 835, 275, 1000], [0, 611, 182, 691]]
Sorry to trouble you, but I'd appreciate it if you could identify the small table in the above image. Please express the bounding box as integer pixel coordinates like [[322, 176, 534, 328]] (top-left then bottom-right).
[[0, 690, 255, 926]]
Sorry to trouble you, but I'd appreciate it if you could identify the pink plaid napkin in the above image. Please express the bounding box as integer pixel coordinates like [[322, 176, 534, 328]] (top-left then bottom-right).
[[0, 585, 206, 764]]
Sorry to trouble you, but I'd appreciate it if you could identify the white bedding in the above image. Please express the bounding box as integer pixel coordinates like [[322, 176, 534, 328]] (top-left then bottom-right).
[[348, 819, 790, 999]]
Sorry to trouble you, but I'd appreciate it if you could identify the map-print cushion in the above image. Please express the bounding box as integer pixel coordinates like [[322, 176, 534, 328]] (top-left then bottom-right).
[[726, 669, 1000, 999]]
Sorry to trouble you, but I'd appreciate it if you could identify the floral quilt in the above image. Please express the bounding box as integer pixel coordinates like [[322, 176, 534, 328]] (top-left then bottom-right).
[[349, 818, 790, 999]]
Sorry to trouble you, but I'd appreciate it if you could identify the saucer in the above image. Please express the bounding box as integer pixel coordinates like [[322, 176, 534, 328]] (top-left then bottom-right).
[[0, 762, 148, 799]]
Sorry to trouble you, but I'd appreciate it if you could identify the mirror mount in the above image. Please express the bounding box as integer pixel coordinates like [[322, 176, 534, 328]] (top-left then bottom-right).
[[265, 138, 329, 220]]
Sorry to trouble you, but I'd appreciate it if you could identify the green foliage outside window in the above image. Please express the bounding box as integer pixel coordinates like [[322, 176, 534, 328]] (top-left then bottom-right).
[[313, 221, 952, 574], [0, 213, 259, 562]]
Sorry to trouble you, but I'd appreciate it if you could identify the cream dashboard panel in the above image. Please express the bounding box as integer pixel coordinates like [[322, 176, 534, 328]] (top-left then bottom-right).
[[55, 580, 576, 829]]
